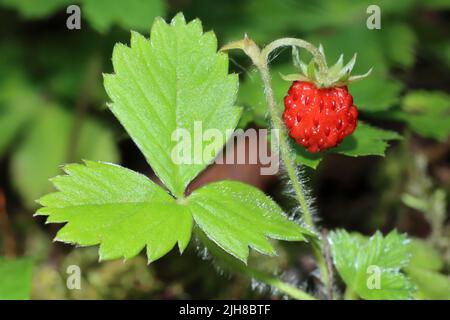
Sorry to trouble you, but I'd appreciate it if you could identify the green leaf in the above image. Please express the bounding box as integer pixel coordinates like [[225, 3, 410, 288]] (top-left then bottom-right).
[[76, 118, 119, 163], [404, 239, 449, 300], [383, 23, 417, 68], [188, 180, 308, 262], [104, 13, 241, 197], [36, 161, 193, 262], [406, 267, 450, 300], [11, 105, 119, 208], [36, 14, 309, 264], [0, 73, 39, 157], [82, 0, 166, 33], [391, 111, 450, 142], [373, 91, 450, 141], [0, 258, 33, 300], [402, 90, 449, 114], [350, 75, 403, 112], [292, 143, 323, 169], [295, 122, 402, 169], [329, 230, 414, 300], [408, 239, 443, 271], [38, 163, 307, 263], [333, 122, 402, 157], [12, 105, 71, 207]]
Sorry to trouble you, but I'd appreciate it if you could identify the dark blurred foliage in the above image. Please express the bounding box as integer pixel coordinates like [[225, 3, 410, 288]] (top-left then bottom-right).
[[0, 0, 448, 299]]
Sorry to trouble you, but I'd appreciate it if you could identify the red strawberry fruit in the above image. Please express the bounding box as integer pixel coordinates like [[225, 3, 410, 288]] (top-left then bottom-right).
[[283, 81, 358, 153], [282, 49, 371, 153]]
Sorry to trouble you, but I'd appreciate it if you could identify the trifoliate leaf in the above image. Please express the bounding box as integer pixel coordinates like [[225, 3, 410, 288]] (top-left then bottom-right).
[[188, 180, 308, 262], [11, 105, 119, 208], [295, 122, 402, 169], [329, 230, 414, 300], [104, 13, 241, 197], [36, 161, 193, 262], [38, 162, 307, 263], [82, 0, 166, 33], [35, 14, 307, 264], [0, 258, 33, 300]]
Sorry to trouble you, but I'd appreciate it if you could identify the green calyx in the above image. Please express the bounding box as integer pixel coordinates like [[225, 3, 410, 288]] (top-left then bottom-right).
[[281, 45, 372, 88]]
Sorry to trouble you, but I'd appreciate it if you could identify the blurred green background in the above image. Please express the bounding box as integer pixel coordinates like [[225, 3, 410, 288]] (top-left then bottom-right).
[[0, 0, 449, 299]]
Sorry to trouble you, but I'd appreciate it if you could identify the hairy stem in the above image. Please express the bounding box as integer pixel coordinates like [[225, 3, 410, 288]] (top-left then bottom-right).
[[257, 62, 315, 228], [257, 61, 332, 298], [248, 267, 316, 300], [225, 36, 334, 298], [222, 36, 334, 298]]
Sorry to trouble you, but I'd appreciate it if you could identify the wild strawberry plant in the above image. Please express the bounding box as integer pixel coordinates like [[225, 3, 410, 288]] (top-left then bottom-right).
[[36, 13, 419, 300], [36, 14, 308, 264]]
